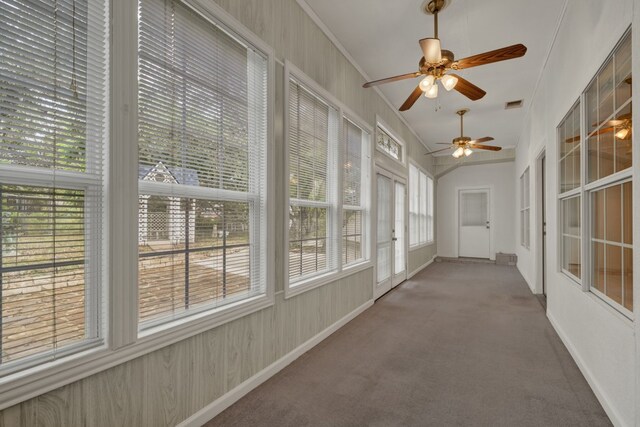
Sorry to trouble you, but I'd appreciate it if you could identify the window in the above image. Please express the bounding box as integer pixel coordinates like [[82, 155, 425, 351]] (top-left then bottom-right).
[[138, 0, 268, 329], [409, 164, 434, 246], [591, 182, 632, 311], [376, 125, 403, 163], [557, 29, 632, 315], [342, 118, 371, 266], [285, 64, 372, 294], [520, 168, 530, 248], [287, 77, 340, 284], [558, 101, 581, 279], [561, 196, 581, 279], [0, 0, 107, 372], [585, 30, 632, 313]]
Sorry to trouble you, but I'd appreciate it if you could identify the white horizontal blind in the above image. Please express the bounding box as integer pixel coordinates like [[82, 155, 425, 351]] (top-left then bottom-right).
[[409, 164, 430, 246], [426, 176, 434, 242], [138, 0, 268, 328], [342, 118, 369, 266], [288, 79, 339, 282], [0, 0, 107, 372]]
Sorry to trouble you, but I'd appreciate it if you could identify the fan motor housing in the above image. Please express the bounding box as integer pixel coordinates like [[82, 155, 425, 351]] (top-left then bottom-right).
[[419, 50, 455, 72], [453, 136, 471, 145]]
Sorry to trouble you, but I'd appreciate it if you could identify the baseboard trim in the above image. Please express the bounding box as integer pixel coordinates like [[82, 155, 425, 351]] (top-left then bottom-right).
[[178, 299, 374, 427], [408, 255, 436, 280], [547, 312, 626, 427]]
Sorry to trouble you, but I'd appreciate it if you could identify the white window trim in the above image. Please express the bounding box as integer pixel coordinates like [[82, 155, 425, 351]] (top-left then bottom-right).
[[520, 167, 530, 249], [557, 99, 582, 285], [555, 27, 633, 320], [408, 161, 434, 249], [342, 110, 373, 269], [0, 0, 276, 410], [284, 60, 373, 299], [375, 115, 407, 166]]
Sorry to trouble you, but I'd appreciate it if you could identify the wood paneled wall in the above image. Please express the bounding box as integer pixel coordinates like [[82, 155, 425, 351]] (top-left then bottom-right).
[[0, 1, 436, 425]]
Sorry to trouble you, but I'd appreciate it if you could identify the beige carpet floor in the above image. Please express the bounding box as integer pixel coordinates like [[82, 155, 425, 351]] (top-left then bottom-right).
[[206, 262, 611, 427]]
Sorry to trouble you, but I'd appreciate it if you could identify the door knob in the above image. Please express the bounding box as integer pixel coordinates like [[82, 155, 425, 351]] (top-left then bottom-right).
[[392, 237, 398, 241]]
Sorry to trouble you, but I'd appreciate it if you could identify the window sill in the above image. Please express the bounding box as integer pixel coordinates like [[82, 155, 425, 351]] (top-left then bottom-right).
[[410, 241, 434, 250], [560, 269, 581, 287], [0, 293, 273, 411], [285, 261, 373, 299], [588, 288, 634, 322]]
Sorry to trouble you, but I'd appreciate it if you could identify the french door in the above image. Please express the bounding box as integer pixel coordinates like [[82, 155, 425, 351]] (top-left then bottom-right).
[[375, 168, 407, 299]]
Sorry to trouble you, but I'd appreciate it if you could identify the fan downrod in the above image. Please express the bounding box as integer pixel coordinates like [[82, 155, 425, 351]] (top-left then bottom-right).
[[422, 0, 449, 15]]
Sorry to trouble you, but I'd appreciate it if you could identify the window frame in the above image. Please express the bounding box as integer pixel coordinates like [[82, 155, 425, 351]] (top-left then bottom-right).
[[0, 0, 276, 410], [341, 115, 372, 269], [557, 99, 583, 285], [375, 118, 406, 166], [520, 167, 530, 249], [555, 27, 633, 319], [408, 161, 434, 249], [284, 60, 373, 299]]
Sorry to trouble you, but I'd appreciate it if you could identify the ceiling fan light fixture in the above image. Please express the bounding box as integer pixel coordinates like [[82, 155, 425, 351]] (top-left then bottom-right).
[[441, 74, 458, 91], [463, 147, 473, 156], [419, 37, 442, 64], [419, 75, 436, 92], [615, 127, 630, 139], [424, 82, 439, 98], [452, 146, 464, 158]]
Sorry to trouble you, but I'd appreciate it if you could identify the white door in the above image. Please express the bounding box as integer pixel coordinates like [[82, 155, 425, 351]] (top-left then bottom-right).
[[375, 169, 407, 298], [459, 189, 491, 259]]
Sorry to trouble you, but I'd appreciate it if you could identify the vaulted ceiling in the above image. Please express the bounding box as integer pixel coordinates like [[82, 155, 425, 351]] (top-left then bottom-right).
[[302, 0, 566, 154]]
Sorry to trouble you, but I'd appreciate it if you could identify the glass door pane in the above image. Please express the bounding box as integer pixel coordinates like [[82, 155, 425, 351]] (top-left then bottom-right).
[[394, 182, 406, 276], [376, 174, 392, 284]]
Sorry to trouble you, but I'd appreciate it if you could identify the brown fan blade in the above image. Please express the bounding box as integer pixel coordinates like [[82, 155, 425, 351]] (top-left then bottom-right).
[[399, 85, 423, 111], [472, 144, 502, 151], [565, 125, 617, 143], [449, 74, 486, 100], [436, 142, 451, 145], [469, 137, 494, 145], [425, 147, 453, 155], [600, 113, 632, 127], [363, 72, 421, 88], [453, 44, 527, 70], [565, 134, 580, 143]]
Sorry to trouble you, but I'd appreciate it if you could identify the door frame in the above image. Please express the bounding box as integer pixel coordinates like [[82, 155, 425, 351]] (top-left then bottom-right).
[[454, 185, 494, 260], [373, 165, 408, 298], [535, 148, 547, 296]]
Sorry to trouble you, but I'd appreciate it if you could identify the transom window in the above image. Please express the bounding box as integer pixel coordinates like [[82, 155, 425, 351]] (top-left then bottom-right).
[[376, 126, 403, 163]]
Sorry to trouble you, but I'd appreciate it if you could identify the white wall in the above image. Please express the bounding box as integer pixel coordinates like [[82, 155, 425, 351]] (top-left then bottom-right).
[[515, 0, 638, 425], [436, 161, 516, 260]]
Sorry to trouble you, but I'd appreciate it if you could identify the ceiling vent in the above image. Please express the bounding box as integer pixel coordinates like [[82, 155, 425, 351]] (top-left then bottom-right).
[[505, 99, 523, 110]]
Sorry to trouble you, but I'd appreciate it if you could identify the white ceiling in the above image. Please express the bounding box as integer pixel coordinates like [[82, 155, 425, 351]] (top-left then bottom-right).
[[303, 0, 566, 154]]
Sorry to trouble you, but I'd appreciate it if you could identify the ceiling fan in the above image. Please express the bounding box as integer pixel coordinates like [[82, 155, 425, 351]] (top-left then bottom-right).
[[362, 0, 527, 111], [426, 109, 502, 157]]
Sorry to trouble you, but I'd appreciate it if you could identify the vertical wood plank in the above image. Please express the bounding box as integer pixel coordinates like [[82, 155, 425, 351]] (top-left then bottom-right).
[[82, 355, 145, 426]]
